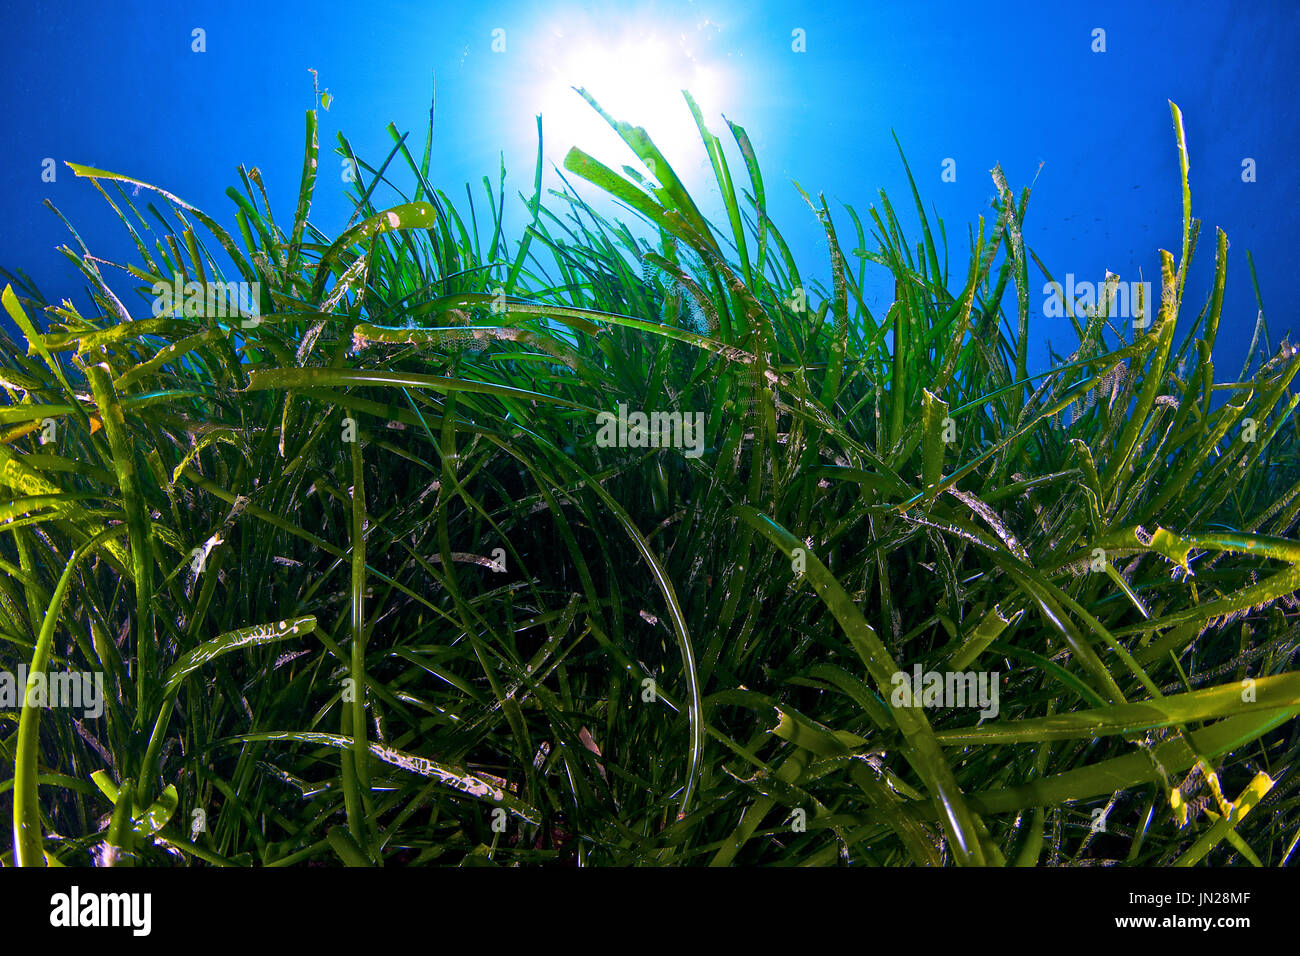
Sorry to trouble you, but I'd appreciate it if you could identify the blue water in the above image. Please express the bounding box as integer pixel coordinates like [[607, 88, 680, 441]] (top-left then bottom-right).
[[3, 0, 1297, 377]]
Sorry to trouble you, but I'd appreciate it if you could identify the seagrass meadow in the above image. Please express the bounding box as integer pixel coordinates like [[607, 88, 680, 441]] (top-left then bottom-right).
[[2, 91, 1300, 868]]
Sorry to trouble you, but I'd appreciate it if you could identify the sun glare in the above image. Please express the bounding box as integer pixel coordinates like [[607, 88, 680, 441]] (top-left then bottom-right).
[[527, 18, 729, 177]]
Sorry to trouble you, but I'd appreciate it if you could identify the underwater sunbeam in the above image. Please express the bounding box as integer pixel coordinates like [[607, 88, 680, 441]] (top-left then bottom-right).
[[527, 17, 730, 169]]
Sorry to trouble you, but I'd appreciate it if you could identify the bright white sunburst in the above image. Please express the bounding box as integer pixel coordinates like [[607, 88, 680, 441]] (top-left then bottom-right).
[[526, 18, 729, 179]]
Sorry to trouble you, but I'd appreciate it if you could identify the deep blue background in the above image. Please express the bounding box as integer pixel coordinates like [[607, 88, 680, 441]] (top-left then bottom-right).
[[2, 0, 1297, 377]]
